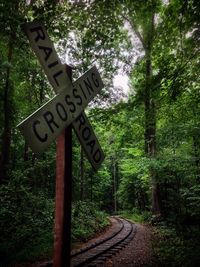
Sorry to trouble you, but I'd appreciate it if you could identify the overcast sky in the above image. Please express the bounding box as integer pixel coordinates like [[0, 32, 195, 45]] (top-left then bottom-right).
[[113, 74, 129, 94]]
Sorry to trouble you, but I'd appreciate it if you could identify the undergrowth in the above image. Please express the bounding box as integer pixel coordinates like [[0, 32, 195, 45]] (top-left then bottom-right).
[[118, 208, 151, 223], [0, 177, 54, 265], [71, 201, 109, 243], [152, 225, 200, 267], [0, 178, 108, 266]]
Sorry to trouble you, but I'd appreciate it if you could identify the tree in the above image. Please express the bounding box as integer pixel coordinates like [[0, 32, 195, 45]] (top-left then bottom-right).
[[116, 0, 162, 214]]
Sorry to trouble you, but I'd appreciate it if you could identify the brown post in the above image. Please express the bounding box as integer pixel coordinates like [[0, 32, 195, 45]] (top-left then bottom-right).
[[53, 66, 72, 267]]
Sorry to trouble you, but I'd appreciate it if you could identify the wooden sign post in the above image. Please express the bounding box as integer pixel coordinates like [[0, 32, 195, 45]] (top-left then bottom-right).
[[54, 65, 72, 267], [18, 22, 105, 267]]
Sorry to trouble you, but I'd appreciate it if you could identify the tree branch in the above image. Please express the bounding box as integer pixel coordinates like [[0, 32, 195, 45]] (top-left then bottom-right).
[[121, 14, 146, 50]]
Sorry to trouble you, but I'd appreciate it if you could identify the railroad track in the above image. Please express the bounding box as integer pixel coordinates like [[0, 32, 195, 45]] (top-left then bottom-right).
[[71, 216, 137, 267]]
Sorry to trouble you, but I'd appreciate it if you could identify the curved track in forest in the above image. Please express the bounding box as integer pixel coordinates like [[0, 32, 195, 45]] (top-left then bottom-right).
[[71, 216, 137, 267]]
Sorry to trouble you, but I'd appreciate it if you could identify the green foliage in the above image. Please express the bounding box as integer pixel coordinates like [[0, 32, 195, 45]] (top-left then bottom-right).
[[0, 0, 200, 264], [71, 201, 109, 243], [181, 185, 200, 221], [117, 156, 150, 210], [119, 208, 151, 223], [153, 226, 200, 267], [0, 172, 54, 264]]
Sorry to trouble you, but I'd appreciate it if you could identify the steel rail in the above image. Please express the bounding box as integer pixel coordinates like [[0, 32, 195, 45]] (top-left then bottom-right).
[[71, 217, 136, 267], [71, 216, 124, 258]]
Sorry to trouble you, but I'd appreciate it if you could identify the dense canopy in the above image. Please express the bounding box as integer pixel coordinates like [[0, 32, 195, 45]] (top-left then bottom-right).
[[0, 0, 200, 266]]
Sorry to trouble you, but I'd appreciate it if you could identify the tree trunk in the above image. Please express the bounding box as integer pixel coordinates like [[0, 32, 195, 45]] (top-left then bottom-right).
[[0, 34, 14, 182], [113, 158, 117, 213], [24, 141, 29, 161], [193, 135, 200, 180], [144, 11, 161, 215], [80, 147, 84, 201]]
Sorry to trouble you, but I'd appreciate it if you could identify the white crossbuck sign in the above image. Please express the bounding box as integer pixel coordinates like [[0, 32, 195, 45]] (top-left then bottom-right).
[[17, 22, 105, 170]]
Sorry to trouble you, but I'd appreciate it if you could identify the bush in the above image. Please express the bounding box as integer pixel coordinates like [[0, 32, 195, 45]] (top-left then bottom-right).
[[0, 173, 54, 265], [118, 208, 151, 223], [153, 226, 200, 267], [71, 201, 109, 242]]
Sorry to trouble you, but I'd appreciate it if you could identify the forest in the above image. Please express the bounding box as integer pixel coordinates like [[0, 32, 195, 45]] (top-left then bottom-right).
[[0, 0, 200, 266]]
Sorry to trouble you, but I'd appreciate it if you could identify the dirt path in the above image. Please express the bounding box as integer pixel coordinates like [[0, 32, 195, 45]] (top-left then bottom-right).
[[71, 219, 154, 267], [15, 219, 154, 267], [105, 223, 154, 267]]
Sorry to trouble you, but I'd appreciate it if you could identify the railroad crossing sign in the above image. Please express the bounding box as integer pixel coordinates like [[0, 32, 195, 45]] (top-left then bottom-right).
[[18, 22, 105, 170]]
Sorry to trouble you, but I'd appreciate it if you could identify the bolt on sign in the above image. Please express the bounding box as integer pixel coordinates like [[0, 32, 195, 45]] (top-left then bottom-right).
[[17, 22, 105, 170]]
